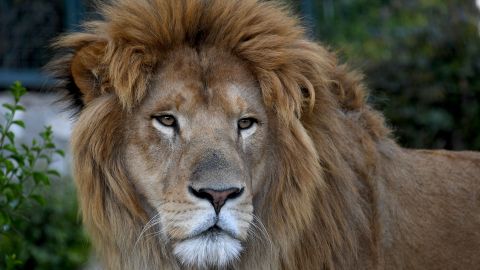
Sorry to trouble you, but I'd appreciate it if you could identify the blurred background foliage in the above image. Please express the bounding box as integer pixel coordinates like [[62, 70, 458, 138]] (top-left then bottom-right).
[[297, 0, 480, 150], [1, 180, 90, 270], [0, 0, 479, 269]]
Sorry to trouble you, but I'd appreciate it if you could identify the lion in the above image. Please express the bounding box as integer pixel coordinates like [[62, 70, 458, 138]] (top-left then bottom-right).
[[48, 0, 480, 269]]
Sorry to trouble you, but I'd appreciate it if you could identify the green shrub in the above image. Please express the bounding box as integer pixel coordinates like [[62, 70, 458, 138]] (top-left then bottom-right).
[[0, 82, 90, 269], [311, 0, 480, 150]]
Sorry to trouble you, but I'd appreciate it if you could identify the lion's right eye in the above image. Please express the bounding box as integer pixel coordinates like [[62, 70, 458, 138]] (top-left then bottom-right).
[[154, 115, 177, 127]]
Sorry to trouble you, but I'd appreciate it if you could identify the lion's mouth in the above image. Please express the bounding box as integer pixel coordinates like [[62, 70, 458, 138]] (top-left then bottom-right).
[[176, 214, 241, 241], [173, 224, 243, 267], [193, 224, 238, 241], [205, 225, 222, 234]]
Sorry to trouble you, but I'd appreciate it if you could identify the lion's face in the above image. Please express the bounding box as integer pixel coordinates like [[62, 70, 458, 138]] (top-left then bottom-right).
[[124, 47, 270, 268]]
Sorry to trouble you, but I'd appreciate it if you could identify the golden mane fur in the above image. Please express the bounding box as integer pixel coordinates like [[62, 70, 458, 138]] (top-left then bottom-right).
[[49, 0, 480, 269]]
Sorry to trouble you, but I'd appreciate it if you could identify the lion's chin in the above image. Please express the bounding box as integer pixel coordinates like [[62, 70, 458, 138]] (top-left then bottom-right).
[[173, 231, 242, 268]]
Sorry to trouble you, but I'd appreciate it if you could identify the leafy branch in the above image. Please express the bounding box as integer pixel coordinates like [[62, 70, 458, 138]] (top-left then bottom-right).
[[0, 82, 65, 270]]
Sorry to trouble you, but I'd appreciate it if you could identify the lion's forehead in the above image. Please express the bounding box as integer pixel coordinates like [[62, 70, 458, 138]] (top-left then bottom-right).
[[144, 47, 263, 117]]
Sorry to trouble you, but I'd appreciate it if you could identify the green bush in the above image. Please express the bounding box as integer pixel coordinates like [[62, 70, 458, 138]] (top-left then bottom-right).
[[0, 82, 90, 269], [310, 0, 480, 150]]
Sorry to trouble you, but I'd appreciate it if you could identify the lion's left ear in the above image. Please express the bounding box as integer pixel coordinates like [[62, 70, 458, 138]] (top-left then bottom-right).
[[70, 41, 107, 105]]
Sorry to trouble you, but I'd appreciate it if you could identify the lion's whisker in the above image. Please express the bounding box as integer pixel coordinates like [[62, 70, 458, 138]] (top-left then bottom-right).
[[134, 213, 162, 249], [250, 214, 274, 252]]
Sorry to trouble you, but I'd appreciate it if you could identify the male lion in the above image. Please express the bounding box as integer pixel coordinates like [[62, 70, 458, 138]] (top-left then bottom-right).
[[49, 0, 480, 269]]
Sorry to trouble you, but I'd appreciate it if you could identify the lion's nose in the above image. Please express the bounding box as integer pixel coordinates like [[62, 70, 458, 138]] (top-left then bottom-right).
[[189, 186, 244, 214]]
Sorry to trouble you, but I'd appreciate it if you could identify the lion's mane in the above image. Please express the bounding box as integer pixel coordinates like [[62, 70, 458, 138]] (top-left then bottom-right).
[[50, 0, 401, 269]]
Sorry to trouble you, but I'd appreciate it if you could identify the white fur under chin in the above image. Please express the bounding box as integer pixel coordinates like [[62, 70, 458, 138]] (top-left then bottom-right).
[[173, 233, 242, 269]]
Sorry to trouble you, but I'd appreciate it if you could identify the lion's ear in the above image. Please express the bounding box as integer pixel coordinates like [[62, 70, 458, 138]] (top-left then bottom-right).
[[70, 42, 107, 105]]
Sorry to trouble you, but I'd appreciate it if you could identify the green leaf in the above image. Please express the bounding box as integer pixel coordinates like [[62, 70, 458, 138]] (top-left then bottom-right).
[[10, 154, 25, 167], [47, 169, 61, 177], [10, 81, 27, 103], [3, 144, 17, 154], [4, 159, 14, 173], [21, 143, 30, 152], [28, 153, 35, 167], [32, 172, 50, 185], [55, 149, 65, 157], [40, 126, 53, 141], [12, 120, 25, 128], [14, 105, 25, 112], [6, 131, 15, 144], [45, 142, 56, 149], [29, 194, 46, 206], [2, 103, 15, 112]]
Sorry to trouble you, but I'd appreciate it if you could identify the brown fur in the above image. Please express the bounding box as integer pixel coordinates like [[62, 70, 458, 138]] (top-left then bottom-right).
[[48, 0, 480, 269]]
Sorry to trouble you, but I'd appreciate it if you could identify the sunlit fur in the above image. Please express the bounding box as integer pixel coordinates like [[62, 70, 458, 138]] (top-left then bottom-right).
[[48, 0, 480, 269]]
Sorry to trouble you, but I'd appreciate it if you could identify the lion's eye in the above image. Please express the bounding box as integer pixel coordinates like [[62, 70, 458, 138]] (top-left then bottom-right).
[[238, 118, 257, 130], [155, 115, 176, 127]]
